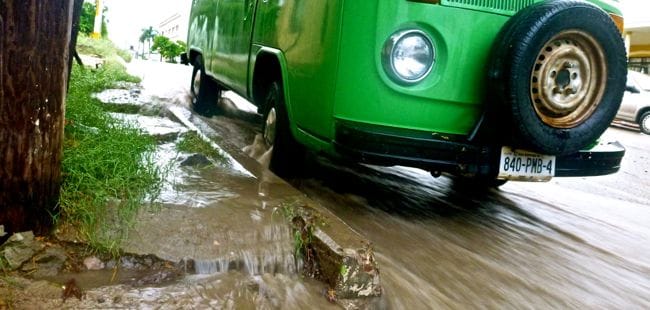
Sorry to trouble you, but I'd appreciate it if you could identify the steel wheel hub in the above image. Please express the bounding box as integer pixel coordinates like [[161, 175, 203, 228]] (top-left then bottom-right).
[[193, 69, 202, 96], [530, 30, 606, 128], [264, 107, 277, 146], [643, 115, 650, 132]]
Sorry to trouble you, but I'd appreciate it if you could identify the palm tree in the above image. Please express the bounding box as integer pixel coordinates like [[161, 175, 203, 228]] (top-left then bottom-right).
[[139, 26, 157, 59]]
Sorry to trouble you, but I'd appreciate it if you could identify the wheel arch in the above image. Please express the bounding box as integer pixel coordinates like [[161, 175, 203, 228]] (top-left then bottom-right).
[[637, 107, 650, 124], [251, 47, 292, 117]]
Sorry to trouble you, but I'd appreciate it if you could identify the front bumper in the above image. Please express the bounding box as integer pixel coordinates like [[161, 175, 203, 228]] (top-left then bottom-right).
[[334, 121, 625, 179]]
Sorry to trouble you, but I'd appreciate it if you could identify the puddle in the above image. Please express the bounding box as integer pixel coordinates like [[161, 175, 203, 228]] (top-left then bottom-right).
[[93, 88, 143, 105], [154, 137, 255, 208], [110, 113, 188, 142], [167, 105, 254, 177], [38, 261, 182, 290]]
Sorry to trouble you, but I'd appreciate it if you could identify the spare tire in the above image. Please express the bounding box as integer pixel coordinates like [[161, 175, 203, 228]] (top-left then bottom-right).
[[488, 0, 626, 155]]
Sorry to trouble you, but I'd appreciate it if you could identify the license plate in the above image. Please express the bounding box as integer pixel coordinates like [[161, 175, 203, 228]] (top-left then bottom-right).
[[498, 146, 555, 181]]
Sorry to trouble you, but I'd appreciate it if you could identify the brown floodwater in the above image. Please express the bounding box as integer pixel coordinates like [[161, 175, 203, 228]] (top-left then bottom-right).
[[189, 81, 650, 307], [293, 149, 650, 308]]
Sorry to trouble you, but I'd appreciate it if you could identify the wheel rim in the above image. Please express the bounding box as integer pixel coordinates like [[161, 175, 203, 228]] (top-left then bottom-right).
[[530, 30, 607, 128], [193, 68, 202, 97], [264, 107, 277, 146], [642, 114, 650, 133]]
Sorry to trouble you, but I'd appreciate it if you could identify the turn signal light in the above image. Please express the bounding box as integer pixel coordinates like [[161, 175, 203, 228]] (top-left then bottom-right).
[[609, 14, 624, 34]]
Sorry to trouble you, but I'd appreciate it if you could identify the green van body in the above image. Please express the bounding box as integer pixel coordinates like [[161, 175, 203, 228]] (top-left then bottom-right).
[[185, 0, 624, 179]]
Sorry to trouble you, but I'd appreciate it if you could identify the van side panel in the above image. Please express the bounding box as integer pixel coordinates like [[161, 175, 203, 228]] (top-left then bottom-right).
[[252, 0, 343, 142], [187, 0, 218, 63], [188, 0, 257, 96]]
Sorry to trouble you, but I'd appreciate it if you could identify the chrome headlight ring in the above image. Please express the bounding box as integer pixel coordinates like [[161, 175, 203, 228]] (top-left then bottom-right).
[[382, 29, 435, 85]]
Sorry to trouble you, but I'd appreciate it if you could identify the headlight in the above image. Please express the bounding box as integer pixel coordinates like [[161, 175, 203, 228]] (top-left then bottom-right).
[[382, 29, 435, 84]]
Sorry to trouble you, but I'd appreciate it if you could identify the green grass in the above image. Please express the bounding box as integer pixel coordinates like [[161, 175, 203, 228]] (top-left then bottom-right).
[[77, 34, 133, 63], [59, 59, 161, 256], [176, 132, 228, 165]]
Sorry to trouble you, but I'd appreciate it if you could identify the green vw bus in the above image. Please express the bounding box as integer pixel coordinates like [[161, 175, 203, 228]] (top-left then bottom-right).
[[183, 0, 627, 184]]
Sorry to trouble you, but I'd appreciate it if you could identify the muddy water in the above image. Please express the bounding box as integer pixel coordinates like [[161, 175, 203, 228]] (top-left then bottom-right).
[[119, 139, 337, 308], [132, 61, 650, 308], [211, 106, 650, 307], [121, 148, 341, 309], [297, 154, 650, 308]]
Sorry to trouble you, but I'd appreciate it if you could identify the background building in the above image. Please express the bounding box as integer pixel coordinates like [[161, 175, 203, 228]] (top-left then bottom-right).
[[626, 25, 650, 74], [158, 11, 189, 43], [624, 2, 650, 73], [106, 0, 192, 49]]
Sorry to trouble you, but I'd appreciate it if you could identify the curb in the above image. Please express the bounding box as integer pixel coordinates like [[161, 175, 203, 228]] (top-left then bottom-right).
[[166, 104, 382, 300]]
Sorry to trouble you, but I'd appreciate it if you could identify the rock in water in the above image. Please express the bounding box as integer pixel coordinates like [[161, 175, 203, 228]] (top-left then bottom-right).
[[180, 154, 212, 167], [1, 231, 43, 270], [83, 256, 105, 270]]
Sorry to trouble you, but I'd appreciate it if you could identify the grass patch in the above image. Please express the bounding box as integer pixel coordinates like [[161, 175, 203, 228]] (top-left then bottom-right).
[[102, 103, 142, 114], [59, 59, 162, 256], [77, 34, 133, 63], [176, 132, 228, 165]]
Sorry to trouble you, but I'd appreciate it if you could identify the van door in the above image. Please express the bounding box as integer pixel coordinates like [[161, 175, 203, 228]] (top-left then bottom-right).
[[209, 0, 257, 96]]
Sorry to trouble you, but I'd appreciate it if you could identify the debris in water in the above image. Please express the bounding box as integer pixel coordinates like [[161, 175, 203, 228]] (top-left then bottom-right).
[[62, 278, 83, 301], [179, 154, 213, 167], [326, 288, 337, 303]]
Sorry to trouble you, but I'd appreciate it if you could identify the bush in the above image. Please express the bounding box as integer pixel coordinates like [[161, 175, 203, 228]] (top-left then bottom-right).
[[151, 35, 186, 63]]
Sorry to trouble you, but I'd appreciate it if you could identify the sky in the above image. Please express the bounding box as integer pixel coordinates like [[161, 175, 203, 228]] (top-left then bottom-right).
[[103, 0, 650, 48], [104, 0, 191, 48], [623, 0, 650, 26]]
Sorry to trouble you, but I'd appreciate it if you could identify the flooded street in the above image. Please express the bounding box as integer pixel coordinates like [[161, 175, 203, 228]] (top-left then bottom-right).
[[296, 135, 650, 308], [121, 61, 650, 308]]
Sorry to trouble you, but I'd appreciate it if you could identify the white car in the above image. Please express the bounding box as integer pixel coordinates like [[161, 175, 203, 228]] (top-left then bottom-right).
[[616, 71, 650, 135]]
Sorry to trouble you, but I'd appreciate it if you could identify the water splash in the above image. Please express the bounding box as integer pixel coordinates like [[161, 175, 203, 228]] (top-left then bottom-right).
[[189, 224, 301, 276]]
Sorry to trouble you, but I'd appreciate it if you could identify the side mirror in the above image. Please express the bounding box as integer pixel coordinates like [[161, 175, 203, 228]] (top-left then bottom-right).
[[180, 53, 189, 66], [625, 85, 640, 94]]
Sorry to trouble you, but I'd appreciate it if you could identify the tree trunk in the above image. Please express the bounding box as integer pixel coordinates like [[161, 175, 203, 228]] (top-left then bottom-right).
[[0, 1, 74, 236]]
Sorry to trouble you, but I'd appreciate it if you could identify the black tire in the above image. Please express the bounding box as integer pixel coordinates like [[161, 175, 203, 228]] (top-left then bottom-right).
[[190, 55, 221, 116], [489, 0, 626, 155], [262, 81, 306, 177], [640, 112, 650, 135]]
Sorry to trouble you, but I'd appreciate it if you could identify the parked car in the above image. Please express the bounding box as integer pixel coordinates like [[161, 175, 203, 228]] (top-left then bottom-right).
[[616, 70, 650, 135], [183, 0, 627, 185]]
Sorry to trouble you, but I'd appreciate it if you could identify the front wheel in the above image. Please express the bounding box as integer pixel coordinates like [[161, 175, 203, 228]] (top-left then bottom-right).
[[262, 81, 306, 177], [190, 55, 221, 116], [640, 112, 650, 135]]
